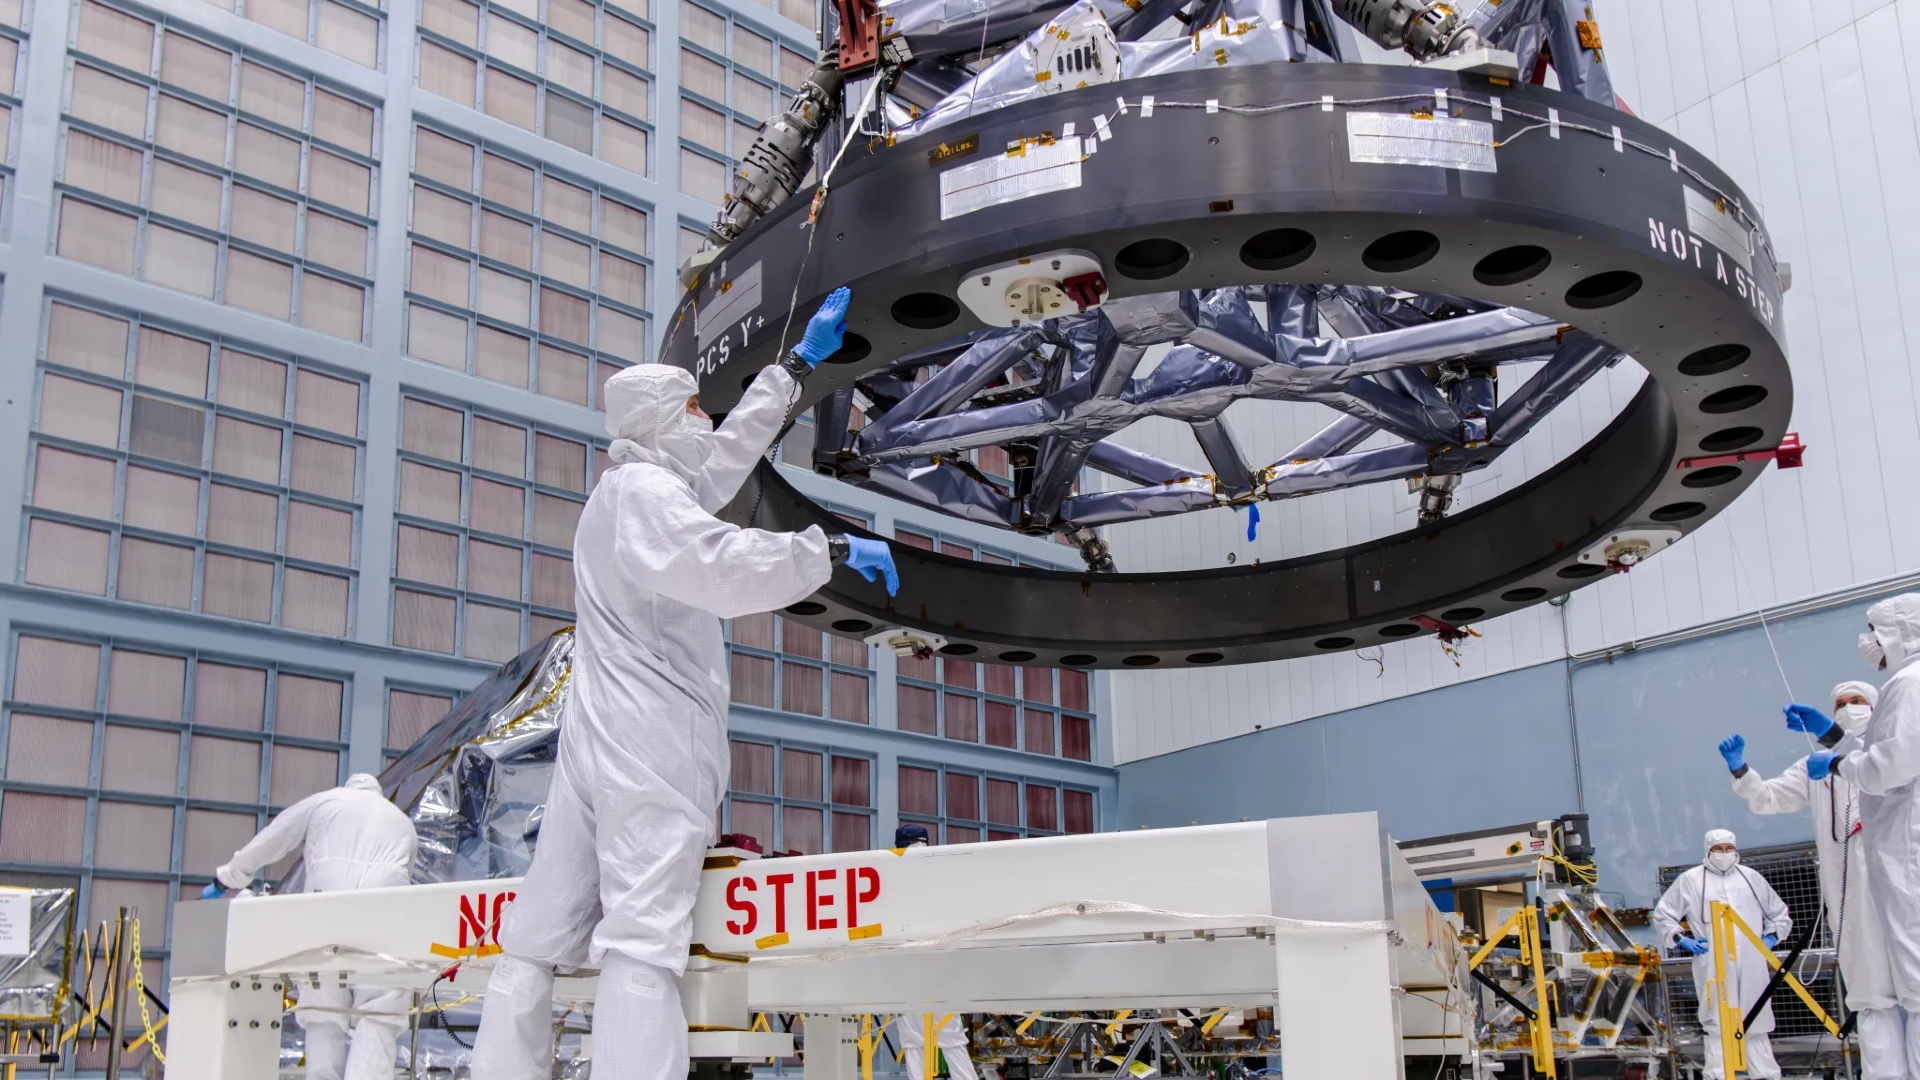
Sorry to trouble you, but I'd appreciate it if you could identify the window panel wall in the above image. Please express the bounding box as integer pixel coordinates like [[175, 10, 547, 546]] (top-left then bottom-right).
[[392, 394, 602, 661], [58, 7, 379, 339], [724, 736, 870, 854], [0, 634, 350, 967], [674, 0, 809, 206], [194, 0, 382, 67], [896, 762, 1093, 844], [405, 126, 649, 393], [0, 0, 28, 221], [25, 300, 363, 636], [413, 0, 651, 174], [725, 611, 870, 723]]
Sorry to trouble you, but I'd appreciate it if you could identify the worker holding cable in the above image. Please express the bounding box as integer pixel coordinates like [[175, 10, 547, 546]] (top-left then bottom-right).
[[1652, 830, 1793, 1080], [1718, 680, 1905, 1080], [470, 287, 901, 1080]]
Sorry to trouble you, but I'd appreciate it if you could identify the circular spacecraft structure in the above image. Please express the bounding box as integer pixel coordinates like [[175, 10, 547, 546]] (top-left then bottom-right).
[[665, 60, 1790, 669]]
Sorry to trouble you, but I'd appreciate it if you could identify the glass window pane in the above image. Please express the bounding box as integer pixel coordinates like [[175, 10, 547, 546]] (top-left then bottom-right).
[[719, 742, 771, 800], [294, 370, 360, 436], [311, 89, 373, 154], [290, 435, 355, 500], [24, 520, 112, 594], [946, 824, 980, 845], [57, 198, 138, 275], [211, 415, 281, 482], [731, 73, 772, 120], [407, 304, 468, 369], [545, 92, 594, 153], [94, 801, 174, 871], [597, 251, 647, 308], [781, 662, 821, 716], [310, 150, 371, 214], [183, 808, 257, 874], [730, 612, 773, 649], [228, 185, 297, 254], [484, 67, 538, 130], [414, 127, 474, 188], [481, 152, 535, 210], [246, 0, 309, 43], [235, 122, 302, 189], [531, 552, 573, 610], [238, 61, 303, 126], [1024, 708, 1054, 756], [485, 16, 538, 69], [542, 178, 592, 233], [480, 210, 533, 268], [945, 772, 979, 820], [942, 658, 975, 689], [63, 129, 144, 204], [420, 0, 479, 43], [78, 1, 156, 72], [135, 328, 210, 397], [679, 148, 726, 203], [394, 588, 457, 652], [595, 305, 646, 361], [729, 799, 771, 851], [469, 476, 525, 538], [541, 231, 590, 287], [984, 663, 1015, 697], [600, 198, 648, 253], [984, 701, 1016, 748], [471, 416, 527, 476], [985, 778, 1019, 826], [465, 602, 521, 662], [47, 303, 130, 377], [153, 94, 228, 164], [70, 66, 149, 138], [275, 674, 343, 739], [387, 689, 453, 750], [116, 536, 194, 608], [537, 346, 588, 404], [897, 684, 935, 735], [282, 567, 348, 634], [604, 15, 650, 69], [142, 224, 218, 298], [534, 434, 585, 491], [466, 537, 522, 600], [317, 0, 378, 64], [829, 756, 868, 806], [31, 446, 116, 520], [680, 49, 725, 99], [217, 350, 288, 415], [306, 213, 369, 275], [286, 501, 352, 566], [680, 1, 724, 50], [122, 465, 200, 537], [531, 614, 570, 640], [942, 693, 976, 742], [779, 46, 814, 83], [5, 715, 95, 787], [538, 287, 590, 344], [1063, 715, 1091, 761], [734, 28, 771, 72], [780, 805, 821, 855], [418, 40, 477, 106], [1022, 667, 1054, 704], [89, 878, 171, 939], [0, 792, 87, 863], [398, 461, 461, 523], [225, 250, 294, 319], [1064, 789, 1094, 833], [729, 653, 772, 708], [271, 742, 339, 804], [899, 766, 938, 816], [783, 621, 821, 658], [781, 747, 820, 800], [549, 0, 594, 40], [829, 671, 867, 724], [194, 663, 267, 729], [478, 268, 532, 325], [108, 649, 186, 720], [402, 398, 464, 460], [39, 374, 124, 448], [397, 524, 459, 587], [1026, 785, 1057, 831], [831, 811, 868, 853], [602, 70, 649, 122], [199, 550, 272, 622], [101, 724, 180, 795]]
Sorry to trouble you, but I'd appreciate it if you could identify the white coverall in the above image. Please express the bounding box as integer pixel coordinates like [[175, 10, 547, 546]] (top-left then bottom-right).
[[1652, 848, 1793, 1080], [1835, 595, 1920, 1071], [1734, 681, 1906, 1079], [471, 364, 835, 1080], [214, 773, 417, 1080], [897, 1014, 979, 1080]]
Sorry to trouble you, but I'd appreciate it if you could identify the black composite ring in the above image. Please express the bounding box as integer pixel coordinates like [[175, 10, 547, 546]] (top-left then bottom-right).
[[665, 62, 1792, 669]]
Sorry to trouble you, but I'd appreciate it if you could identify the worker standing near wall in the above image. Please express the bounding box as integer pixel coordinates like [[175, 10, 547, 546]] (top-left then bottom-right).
[[1719, 680, 1904, 1078], [469, 288, 902, 1080], [202, 773, 417, 1080], [1799, 594, 1920, 1076], [1652, 830, 1793, 1080], [890, 825, 980, 1080]]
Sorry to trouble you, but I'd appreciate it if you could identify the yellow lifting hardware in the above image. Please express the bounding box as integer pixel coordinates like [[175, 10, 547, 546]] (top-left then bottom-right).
[[1467, 903, 1556, 1080], [1708, 901, 1841, 1077]]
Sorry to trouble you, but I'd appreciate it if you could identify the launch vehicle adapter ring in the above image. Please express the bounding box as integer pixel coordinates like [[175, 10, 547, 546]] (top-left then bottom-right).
[[664, 62, 1791, 669]]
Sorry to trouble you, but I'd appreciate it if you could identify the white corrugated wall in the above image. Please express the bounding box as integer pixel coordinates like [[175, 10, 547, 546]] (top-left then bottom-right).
[[1106, 0, 1920, 763]]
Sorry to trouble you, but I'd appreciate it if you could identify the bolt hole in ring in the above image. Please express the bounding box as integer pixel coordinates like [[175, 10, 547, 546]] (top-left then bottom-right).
[[1440, 607, 1485, 623], [785, 601, 827, 616], [671, 66, 1793, 667], [939, 643, 979, 655], [1122, 654, 1161, 666], [823, 332, 872, 365], [1361, 230, 1440, 273], [1650, 501, 1707, 522], [832, 619, 873, 633]]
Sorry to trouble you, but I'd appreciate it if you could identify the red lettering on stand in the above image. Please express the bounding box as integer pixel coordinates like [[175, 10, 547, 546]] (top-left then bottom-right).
[[492, 891, 516, 944], [847, 866, 881, 927], [726, 876, 759, 935], [766, 873, 796, 934], [459, 893, 488, 948], [807, 869, 839, 930]]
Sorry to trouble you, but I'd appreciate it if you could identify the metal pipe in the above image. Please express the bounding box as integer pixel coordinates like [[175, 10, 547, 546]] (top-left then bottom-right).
[[103, 908, 129, 1080]]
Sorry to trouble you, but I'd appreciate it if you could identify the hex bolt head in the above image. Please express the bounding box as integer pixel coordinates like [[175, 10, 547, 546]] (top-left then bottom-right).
[[228, 1020, 238, 1028], [249, 1020, 260, 1028]]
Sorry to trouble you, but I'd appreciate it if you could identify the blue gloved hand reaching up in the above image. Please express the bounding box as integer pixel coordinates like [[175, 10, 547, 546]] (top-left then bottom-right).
[[793, 287, 852, 366], [1784, 703, 1835, 738], [842, 537, 899, 596], [1718, 734, 1746, 772]]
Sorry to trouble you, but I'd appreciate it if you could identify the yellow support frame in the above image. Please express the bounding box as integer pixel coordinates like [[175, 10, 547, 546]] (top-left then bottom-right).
[[1467, 904, 1556, 1080], [1709, 901, 1841, 1078]]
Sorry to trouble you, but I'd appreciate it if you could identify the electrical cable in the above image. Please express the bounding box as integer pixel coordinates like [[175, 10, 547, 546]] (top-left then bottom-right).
[[430, 970, 473, 1049]]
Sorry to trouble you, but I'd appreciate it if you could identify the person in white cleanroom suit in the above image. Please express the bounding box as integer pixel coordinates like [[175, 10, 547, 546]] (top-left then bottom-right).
[[203, 773, 417, 1080], [470, 288, 901, 1080], [1801, 594, 1920, 1074], [1722, 681, 1904, 1078], [890, 825, 980, 1080], [1653, 829, 1793, 1080]]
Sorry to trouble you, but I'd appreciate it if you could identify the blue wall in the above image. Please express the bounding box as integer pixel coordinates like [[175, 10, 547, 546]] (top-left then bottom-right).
[[1118, 591, 1898, 907]]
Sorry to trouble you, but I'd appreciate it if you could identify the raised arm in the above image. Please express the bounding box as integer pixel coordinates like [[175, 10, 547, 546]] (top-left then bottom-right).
[[616, 469, 835, 619], [214, 794, 322, 890]]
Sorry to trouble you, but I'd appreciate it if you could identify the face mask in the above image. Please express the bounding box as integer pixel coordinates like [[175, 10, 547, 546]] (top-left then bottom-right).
[[1838, 704, 1872, 729], [1706, 850, 1739, 874], [1861, 631, 1889, 671], [655, 411, 715, 477]]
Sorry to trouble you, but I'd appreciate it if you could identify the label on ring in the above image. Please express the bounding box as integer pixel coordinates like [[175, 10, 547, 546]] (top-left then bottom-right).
[[1346, 112, 1496, 173], [939, 138, 1084, 220]]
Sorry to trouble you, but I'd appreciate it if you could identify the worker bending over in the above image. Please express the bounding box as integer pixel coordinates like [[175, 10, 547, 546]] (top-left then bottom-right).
[[1652, 830, 1792, 1080], [470, 288, 900, 1080], [1720, 680, 1903, 1078], [891, 825, 979, 1080], [204, 773, 417, 1080], [1797, 594, 1920, 1076]]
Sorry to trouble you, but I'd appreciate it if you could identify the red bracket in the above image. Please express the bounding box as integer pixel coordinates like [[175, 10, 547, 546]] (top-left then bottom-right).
[[834, 0, 883, 75], [1063, 271, 1108, 311], [1412, 614, 1470, 644], [1676, 432, 1804, 472]]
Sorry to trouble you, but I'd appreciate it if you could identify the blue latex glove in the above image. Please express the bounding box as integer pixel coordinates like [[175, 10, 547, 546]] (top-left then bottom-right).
[[1677, 936, 1709, 956], [1718, 734, 1746, 772], [200, 882, 225, 900], [844, 536, 899, 596], [793, 287, 851, 366], [1764, 933, 1779, 948], [1806, 750, 1840, 781], [1785, 703, 1835, 738]]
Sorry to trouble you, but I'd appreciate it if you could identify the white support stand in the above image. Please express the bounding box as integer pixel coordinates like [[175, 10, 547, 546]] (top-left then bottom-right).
[[801, 1014, 861, 1080], [162, 977, 283, 1080], [1276, 930, 1402, 1080]]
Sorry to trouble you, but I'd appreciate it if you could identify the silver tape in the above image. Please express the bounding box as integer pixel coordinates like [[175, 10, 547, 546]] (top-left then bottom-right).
[[1346, 112, 1496, 173]]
